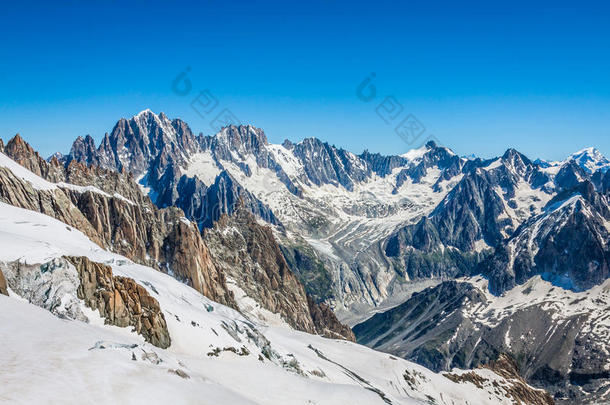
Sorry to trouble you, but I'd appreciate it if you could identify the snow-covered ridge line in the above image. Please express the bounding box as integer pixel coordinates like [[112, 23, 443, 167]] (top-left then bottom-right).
[[0, 151, 134, 205], [0, 152, 56, 190]]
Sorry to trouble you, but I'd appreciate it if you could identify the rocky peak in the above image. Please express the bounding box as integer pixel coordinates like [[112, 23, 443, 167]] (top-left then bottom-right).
[[69, 135, 99, 167], [218, 125, 268, 150], [359, 149, 409, 177], [555, 160, 588, 190], [481, 183, 610, 294], [281, 139, 294, 150], [66, 110, 199, 179], [501, 148, 532, 177], [4, 134, 60, 180], [291, 137, 368, 191], [201, 125, 271, 169]]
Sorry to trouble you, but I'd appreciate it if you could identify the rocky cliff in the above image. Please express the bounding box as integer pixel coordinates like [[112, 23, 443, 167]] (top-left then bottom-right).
[[204, 206, 354, 341], [66, 256, 171, 348]]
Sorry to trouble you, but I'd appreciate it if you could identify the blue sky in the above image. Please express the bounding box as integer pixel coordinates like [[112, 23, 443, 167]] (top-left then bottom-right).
[[1, 0, 609, 160]]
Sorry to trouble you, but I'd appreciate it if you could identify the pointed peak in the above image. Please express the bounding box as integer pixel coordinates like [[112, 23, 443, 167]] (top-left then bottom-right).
[[7, 133, 28, 148], [282, 139, 294, 150], [72, 134, 95, 147], [47, 152, 64, 166], [136, 108, 155, 117], [7, 133, 33, 152], [502, 148, 520, 159]]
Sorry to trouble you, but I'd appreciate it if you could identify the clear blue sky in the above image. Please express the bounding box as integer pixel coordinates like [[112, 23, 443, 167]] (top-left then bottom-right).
[[1, 0, 609, 160]]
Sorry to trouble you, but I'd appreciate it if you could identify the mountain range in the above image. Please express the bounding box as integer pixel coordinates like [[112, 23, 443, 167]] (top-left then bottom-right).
[[1, 109, 609, 404]]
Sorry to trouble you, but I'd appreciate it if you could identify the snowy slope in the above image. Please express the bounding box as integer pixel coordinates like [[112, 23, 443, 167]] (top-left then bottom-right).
[[0, 202, 545, 405]]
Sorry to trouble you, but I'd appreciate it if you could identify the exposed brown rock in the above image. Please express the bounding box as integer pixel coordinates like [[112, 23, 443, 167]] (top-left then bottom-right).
[[204, 208, 316, 332], [307, 295, 356, 341], [444, 354, 555, 405], [204, 207, 354, 341], [162, 218, 235, 307], [4, 134, 63, 180], [485, 354, 555, 405], [0, 267, 8, 296], [66, 256, 171, 348]]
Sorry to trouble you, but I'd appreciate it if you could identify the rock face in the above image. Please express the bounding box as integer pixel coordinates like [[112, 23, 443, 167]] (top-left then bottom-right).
[[161, 216, 235, 306], [306, 295, 355, 341], [383, 149, 555, 283], [66, 256, 171, 348], [353, 281, 488, 369], [204, 206, 354, 341]]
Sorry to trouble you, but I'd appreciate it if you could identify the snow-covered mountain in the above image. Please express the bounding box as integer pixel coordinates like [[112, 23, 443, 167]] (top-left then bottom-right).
[[60, 111, 470, 319], [2, 108, 607, 403], [536, 147, 610, 175], [0, 150, 552, 404], [353, 275, 610, 404], [569, 147, 610, 174]]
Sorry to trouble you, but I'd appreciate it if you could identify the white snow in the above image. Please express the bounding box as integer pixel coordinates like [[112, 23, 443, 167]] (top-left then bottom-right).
[[0, 201, 537, 405], [57, 182, 135, 205], [0, 152, 56, 190], [400, 145, 428, 162], [569, 147, 610, 174], [181, 151, 222, 186]]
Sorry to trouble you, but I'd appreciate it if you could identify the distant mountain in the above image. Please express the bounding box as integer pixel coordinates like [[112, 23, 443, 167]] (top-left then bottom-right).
[[35, 109, 610, 403], [569, 147, 610, 174], [535, 147, 610, 175]]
